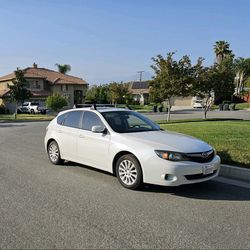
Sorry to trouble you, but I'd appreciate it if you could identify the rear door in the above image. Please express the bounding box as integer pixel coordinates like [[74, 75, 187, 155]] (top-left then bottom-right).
[[57, 110, 83, 161]]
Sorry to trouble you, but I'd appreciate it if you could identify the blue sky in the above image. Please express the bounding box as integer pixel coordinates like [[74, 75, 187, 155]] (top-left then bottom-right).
[[0, 0, 249, 84]]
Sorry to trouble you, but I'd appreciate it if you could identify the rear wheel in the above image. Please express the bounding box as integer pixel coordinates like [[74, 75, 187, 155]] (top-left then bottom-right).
[[47, 140, 63, 165], [116, 154, 142, 190], [30, 109, 34, 114]]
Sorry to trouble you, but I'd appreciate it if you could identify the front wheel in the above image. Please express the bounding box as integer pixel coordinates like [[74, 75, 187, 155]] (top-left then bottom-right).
[[47, 140, 63, 165], [116, 154, 143, 190]]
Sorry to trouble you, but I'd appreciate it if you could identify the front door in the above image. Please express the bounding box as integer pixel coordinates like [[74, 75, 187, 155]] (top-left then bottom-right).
[[77, 111, 111, 171]]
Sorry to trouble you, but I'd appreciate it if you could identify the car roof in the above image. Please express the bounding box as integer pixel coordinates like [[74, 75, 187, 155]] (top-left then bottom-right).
[[58, 107, 131, 115]]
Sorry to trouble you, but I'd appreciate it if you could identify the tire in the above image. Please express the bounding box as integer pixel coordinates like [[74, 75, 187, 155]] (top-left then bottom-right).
[[116, 154, 143, 190], [30, 109, 34, 114], [47, 140, 63, 165]]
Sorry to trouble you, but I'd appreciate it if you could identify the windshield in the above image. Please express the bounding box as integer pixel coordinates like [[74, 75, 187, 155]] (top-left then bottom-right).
[[101, 111, 160, 133]]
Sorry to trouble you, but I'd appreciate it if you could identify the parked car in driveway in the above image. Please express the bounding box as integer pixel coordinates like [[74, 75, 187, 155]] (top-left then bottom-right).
[[193, 100, 204, 109], [17, 102, 47, 114], [44, 106, 220, 189]]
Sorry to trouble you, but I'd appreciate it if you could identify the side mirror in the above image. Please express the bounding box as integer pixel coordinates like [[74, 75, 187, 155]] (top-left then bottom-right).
[[91, 125, 106, 133]]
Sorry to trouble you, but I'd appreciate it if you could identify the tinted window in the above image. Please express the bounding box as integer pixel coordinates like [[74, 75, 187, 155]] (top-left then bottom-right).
[[63, 111, 82, 128], [57, 113, 67, 125], [101, 111, 160, 133], [82, 111, 104, 131]]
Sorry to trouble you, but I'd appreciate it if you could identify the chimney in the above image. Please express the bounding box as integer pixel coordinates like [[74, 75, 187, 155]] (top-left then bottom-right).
[[33, 62, 38, 68]]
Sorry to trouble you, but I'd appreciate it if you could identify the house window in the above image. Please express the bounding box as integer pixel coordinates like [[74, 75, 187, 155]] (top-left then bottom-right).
[[61, 85, 68, 92], [28, 80, 40, 89], [74, 90, 83, 105], [35, 81, 40, 89]]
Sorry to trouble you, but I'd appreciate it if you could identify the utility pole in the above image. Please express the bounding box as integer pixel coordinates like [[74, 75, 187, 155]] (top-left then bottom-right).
[[137, 71, 144, 82]]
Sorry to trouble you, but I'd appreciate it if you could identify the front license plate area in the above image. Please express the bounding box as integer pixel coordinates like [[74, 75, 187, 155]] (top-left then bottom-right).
[[203, 165, 214, 175]]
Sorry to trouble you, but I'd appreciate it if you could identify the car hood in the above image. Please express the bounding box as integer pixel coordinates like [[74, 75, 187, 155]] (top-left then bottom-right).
[[122, 130, 212, 153]]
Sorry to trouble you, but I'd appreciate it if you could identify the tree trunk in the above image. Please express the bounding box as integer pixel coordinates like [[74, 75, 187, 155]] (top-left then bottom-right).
[[167, 98, 171, 122], [203, 96, 210, 120], [203, 107, 208, 119]]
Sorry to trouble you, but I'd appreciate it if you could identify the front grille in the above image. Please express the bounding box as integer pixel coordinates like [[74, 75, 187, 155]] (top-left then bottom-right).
[[185, 170, 217, 180], [185, 150, 215, 163]]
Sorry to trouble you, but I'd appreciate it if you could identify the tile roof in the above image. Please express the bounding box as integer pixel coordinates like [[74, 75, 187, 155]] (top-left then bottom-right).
[[0, 67, 88, 85], [0, 88, 10, 98]]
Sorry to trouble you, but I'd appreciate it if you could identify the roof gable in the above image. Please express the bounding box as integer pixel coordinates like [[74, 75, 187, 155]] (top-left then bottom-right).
[[0, 67, 88, 85]]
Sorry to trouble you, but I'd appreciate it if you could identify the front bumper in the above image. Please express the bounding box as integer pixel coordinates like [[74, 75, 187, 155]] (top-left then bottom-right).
[[142, 155, 221, 186]]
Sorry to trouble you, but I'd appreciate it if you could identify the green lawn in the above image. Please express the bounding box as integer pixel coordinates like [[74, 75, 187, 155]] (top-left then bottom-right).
[[235, 102, 250, 110], [0, 114, 55, 121], [160, 120, 250, 168]]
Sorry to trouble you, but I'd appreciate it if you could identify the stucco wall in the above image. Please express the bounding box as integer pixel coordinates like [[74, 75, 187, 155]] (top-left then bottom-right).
[[51, 84, 87, 107], [0, 80, 12, 90]]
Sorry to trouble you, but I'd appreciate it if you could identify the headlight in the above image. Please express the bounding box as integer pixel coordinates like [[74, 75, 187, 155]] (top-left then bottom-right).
[[155, 150, 187, 161]]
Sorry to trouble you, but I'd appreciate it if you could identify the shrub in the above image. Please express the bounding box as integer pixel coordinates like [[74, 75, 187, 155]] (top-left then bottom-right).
[[45, 94, 67, 111], [0, 105, 7, 114]]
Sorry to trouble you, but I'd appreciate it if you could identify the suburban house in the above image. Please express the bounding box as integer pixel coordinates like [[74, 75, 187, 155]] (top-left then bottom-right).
[[129, 81, 149, 105], [129, 80, 197, 107], [0, 63, 88, 112]]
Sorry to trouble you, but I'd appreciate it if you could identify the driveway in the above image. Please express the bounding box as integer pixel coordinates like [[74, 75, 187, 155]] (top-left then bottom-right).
[[0, 122, 249, 249]]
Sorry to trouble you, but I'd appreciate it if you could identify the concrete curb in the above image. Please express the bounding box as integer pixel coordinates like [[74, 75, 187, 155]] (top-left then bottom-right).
[[220, 164, 250, 183]]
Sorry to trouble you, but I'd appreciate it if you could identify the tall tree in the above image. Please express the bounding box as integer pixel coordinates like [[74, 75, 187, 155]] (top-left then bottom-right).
[[213, 57, 235, 103], [55, 64, 71, 74], [214, 40, 233, 64], [234, 57, 250, 96], [9, 68, 32, 114], [150, 52, 202, 121], [107, 82, 131, 104], [193, 65, 217, 119], [193, 57, 235, 118], [86, 84, 109, 103]]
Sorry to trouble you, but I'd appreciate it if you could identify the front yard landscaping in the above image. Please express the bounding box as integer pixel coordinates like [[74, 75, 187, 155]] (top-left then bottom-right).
[[0, 114, 55, 121], [160, 120, 250, 168]]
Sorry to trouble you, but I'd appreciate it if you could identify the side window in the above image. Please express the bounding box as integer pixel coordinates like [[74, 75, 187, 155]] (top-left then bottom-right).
[[63, 111, 83, 128], [82, 111, 104, 131], [57, 113, 66, 125]]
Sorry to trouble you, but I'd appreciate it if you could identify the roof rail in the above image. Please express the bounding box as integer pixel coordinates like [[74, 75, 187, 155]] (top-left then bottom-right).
[[75, 103, 133, 110]]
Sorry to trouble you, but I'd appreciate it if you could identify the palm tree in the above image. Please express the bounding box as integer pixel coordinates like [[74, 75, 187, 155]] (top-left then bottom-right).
[[213, 41, 233, 64], [55, 64, 71, 74], [234, 57, 250, 96]]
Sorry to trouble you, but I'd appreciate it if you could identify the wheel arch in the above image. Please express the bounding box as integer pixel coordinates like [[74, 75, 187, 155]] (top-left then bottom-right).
[[47, 138, 57, 151], [112, 151, 143, 177]]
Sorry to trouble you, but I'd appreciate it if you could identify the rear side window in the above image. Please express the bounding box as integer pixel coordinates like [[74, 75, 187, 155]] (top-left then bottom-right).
[[82, 111, 104, 131], [62, 111, 83, 128], [57, 113, 66, 125]]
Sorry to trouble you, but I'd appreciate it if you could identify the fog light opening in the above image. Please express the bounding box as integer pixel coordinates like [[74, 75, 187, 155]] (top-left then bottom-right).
[[164, 174, 177, 181]]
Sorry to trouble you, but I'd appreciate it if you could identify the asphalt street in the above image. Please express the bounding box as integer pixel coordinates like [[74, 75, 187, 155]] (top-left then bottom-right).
[[0, 121, 249, 249], [145, 109, 250, 121]]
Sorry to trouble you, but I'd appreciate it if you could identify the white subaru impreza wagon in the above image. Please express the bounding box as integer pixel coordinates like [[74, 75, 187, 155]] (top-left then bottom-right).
[[44, 107, 220, 189]]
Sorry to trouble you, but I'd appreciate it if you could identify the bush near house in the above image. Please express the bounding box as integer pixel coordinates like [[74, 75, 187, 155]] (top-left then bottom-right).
[[0, 105, 9, 114], [45, 94, 67, 111]]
